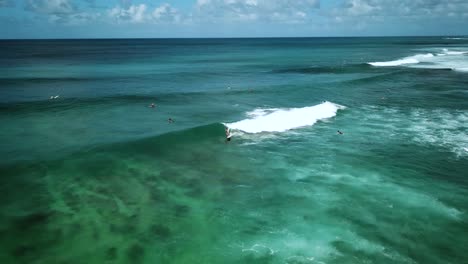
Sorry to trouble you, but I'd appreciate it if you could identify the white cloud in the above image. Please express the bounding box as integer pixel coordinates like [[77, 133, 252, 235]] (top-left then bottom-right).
[[337, 0, 468, 17], [152, 3, 181, 23], [195, 0, 320, 23], [296, 11, 307, 18], [16, 0, 468, 34], [109, 4, 147, 23], [344, 0, 380, 16], [108, 3, 182, 24], [24, 0, 102, 25], [329, 0, 468, 31], [48, 11, 101, 25]]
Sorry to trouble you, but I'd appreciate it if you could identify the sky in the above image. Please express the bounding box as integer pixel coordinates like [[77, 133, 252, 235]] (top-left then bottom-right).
[[1, 0, 468, 38]]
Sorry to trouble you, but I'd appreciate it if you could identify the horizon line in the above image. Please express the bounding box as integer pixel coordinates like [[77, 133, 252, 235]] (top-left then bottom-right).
[[0, 34, 467, 41]]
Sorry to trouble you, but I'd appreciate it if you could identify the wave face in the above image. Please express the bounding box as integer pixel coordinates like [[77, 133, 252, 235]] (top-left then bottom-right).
[[368, 49, 468, 72], [225, 101, 345, 133]]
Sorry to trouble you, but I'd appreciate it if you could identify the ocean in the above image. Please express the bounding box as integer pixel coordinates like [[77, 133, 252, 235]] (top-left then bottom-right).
[[0, 37, 467, 263]]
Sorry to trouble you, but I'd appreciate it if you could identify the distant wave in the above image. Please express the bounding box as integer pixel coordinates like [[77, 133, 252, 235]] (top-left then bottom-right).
[[368, 53, 434, 67], [444, 37, 468, 40], [271, 63, 382, 75], [368, 48, 468, 72], [224, 101, 345, 133], [454, 68, 468, 72], [437, 48, 467, 56]]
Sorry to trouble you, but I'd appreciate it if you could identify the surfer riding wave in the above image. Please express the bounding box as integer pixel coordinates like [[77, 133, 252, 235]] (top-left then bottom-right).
[[225, 127, 232, 142]]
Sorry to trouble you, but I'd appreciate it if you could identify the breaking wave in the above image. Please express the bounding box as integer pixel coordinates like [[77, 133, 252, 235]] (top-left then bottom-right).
[[368, 48, 468, 72], [224, 101, 345, 133], [368, 53, 434, 67]]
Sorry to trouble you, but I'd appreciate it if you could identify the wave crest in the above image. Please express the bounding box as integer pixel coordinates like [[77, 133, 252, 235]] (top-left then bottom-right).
[[368, 49, 468, 72], [368, 53, 433, 67], [225, 101, 345, 133]]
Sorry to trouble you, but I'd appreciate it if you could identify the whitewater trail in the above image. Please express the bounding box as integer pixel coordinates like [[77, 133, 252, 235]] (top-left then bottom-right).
[[368, 53, 434, 67], [368, 48, 468, 72], [224, 101, 345, 133]]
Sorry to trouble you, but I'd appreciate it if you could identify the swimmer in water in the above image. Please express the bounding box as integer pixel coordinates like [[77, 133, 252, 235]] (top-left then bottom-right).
[[149, 103, 156, 108], [225, 127, 232, 142], [168, 118, 174, 123], [337, 130, 343, 135]]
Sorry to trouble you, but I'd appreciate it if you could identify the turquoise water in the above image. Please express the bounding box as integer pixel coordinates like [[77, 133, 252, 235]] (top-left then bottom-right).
[[0, 37, 467, 263]]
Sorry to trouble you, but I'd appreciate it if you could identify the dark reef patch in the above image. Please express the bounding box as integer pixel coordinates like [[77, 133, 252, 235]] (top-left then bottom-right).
[[127, 243, 145, 263]]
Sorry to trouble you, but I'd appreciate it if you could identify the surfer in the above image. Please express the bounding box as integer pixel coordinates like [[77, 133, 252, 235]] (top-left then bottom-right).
[[149, 103, 156, 108], [225, 127, 232, 142], [337, 130, 343, 135]]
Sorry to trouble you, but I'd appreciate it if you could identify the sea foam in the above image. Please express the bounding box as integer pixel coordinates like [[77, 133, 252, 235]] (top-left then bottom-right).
[[225, 101, 345, 133], [368, 53, 433, 67], [441, 48, 467, 55], [368, 49, 468, 72]]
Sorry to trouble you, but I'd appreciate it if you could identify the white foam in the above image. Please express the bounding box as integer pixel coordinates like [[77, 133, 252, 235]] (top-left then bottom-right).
[[368, 53, 434, 67], [441, 48, 467, 55], [225, 101, 345, 133], [245, 108, 280, 118], [369, 49, 468, 72], [368, 58, 418, 67], [445, 37, 468, 40], [361, 105, 468, 158]]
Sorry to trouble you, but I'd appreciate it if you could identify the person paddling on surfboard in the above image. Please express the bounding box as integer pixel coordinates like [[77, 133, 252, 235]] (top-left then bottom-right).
[[225, 127, 232, 142]]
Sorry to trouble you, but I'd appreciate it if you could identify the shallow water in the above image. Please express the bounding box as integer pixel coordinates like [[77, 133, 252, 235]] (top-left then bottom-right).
[[0, 37, 467, 263]]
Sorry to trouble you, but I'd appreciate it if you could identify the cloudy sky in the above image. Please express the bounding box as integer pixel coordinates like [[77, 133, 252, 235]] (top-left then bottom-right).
[[1, 0, 467, 38]]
